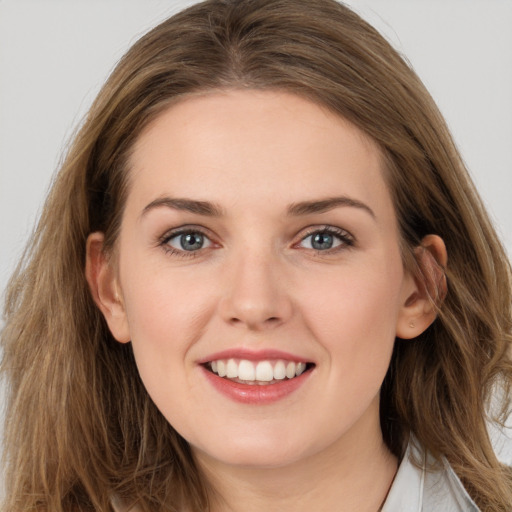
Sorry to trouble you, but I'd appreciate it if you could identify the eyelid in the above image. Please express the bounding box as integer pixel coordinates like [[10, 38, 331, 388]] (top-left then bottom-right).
[[159, 224, 212, 242], [294, 225, 355, 252], [158, 224, 218, 257], [167, 231, 212, 250], [156, 224, 355, 259]]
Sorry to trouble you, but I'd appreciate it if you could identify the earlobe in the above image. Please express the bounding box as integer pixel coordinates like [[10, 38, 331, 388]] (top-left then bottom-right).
[[85, 232, 131, 343], [396, 234, 448, 340]]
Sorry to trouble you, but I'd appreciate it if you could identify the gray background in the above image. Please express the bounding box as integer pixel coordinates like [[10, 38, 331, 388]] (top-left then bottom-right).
[[1, 0, 511, 494]]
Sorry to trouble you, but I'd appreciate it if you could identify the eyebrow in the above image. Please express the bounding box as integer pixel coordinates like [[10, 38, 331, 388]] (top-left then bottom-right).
[[287, 196, 375, 219], [141, 195, 375, 219], [141, 197, 224, 217]]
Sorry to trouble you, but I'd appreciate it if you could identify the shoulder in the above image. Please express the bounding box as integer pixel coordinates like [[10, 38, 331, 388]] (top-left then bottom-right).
[[422, 453, 480, 511], [382, 440, 480, 512]]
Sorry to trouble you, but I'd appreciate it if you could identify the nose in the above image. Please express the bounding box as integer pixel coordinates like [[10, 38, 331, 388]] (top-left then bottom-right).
[[218, 251, 293, 331]]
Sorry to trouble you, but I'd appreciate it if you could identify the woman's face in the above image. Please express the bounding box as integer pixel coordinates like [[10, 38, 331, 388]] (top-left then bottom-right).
[[102, 90, 420, 469]]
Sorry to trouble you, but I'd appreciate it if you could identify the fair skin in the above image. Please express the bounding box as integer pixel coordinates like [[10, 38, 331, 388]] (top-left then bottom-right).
[[86, 90, 446, 511]]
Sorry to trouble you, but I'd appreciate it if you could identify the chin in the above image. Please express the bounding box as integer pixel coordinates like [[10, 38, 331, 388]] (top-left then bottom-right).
[[190, 427, 323, 470]]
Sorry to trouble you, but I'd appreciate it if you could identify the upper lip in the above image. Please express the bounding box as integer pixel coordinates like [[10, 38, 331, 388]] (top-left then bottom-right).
[[197, 348, 313, 365]]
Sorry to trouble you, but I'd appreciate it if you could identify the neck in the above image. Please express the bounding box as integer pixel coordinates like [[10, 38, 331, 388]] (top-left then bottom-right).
[[195, 403, 398, 512]]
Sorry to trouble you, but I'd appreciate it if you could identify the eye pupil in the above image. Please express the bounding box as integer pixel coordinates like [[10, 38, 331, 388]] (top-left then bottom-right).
[[180, 233, 204, 251], [312, 232, 333, 250]]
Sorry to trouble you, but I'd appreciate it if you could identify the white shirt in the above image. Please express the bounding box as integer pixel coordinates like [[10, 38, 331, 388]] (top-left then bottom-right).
[[382, 440, 480, 511]]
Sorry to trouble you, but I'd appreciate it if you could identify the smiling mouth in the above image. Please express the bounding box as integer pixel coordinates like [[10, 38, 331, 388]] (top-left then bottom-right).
[[205, 358, 315, 385]]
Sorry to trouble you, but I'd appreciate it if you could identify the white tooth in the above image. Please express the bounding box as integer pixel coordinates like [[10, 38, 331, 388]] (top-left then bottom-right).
[[226, 358, 238, 378], [296, 362, 306, 376], [256, 361, 273, 381], [217, 360, 227, 377], [273, 360, 286, 380], [211, 361, 218, 373], [238, 360, 256, 381], [286, 361, 296, 379]]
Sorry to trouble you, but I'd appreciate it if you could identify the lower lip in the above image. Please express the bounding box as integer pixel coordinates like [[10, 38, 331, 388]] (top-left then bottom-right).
[[201, 366, 312, 404]]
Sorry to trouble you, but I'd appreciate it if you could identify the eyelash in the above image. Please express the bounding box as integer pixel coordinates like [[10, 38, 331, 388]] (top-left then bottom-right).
[[159, 226, 213, 259], [158, 225, 355, 258], [296, 226, 355, 254]]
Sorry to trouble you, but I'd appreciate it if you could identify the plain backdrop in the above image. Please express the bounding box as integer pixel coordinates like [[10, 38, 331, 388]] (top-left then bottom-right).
[[1, 0, 511, 495]]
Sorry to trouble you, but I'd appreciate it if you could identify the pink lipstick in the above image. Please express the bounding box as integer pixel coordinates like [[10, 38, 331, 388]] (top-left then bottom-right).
[[199, 349, 314, 404]]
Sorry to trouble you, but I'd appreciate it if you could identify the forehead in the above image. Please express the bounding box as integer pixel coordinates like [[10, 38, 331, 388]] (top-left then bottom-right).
[[126, 89, 392, 217]]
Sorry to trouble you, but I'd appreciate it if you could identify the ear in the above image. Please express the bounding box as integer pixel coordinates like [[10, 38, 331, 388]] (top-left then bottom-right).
[[85, 232, 131, 343], [396, 234, 448, 340]]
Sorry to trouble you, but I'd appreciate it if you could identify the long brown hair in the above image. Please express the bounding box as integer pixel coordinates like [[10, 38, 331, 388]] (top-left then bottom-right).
[[2, 0, 511, 510]]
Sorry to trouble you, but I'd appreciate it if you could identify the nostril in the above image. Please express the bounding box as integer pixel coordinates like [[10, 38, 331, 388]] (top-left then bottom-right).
[[229, 315, 281, 325]]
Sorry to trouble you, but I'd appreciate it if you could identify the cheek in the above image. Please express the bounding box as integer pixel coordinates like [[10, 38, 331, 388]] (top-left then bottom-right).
[[119, 273, 216, 428], [300, 260, 404, 372], [119, 265, 216, 380]]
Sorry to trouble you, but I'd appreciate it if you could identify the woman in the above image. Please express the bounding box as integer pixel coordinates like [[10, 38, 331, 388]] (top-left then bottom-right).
[[1, 0, 511, 510]]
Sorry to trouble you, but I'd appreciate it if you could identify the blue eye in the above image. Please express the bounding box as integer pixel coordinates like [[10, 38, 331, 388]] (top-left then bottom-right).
[[299, 228, 353, 251], [310, 232, 335, 250], [166, 231, 212, 252]]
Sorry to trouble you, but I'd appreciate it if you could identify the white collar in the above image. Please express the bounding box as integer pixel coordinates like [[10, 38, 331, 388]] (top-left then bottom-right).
[[382, 439, 480, 511]]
